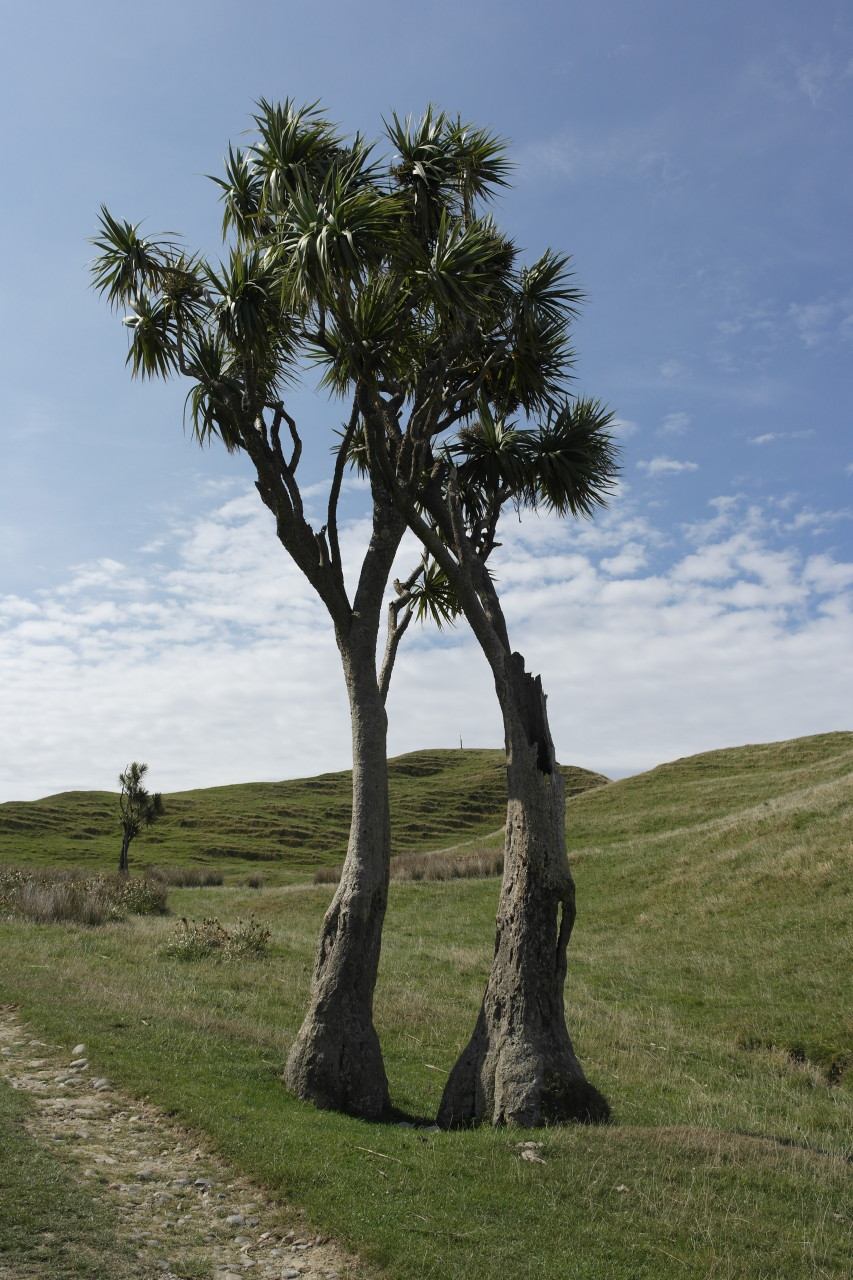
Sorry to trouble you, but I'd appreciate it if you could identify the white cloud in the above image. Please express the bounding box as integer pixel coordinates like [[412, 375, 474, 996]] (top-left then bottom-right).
[[610, 417, 640, 438], [637, 456, 699, 477], [659, 360, 685, 380], [1, 489, 852, 800], [749, 433, 777, 445], [659, 412, 690, 435], [518, 127, 683, 187], [788, 300, 836, 347]]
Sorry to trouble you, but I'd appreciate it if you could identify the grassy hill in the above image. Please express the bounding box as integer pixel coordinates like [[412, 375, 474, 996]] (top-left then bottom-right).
[[1, 730, 851, 1278], [0, 751, 608, 876]]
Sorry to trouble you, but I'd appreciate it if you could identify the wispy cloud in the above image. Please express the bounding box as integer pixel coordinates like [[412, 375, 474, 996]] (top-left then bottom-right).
[[637, 456, 699, 477], [519, 126, 684, 188], [659, 412, 690, 435], [748, 430, 815, 445]]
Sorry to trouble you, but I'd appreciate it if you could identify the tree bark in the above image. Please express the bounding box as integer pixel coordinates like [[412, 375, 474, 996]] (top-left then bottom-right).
[[118, 832, 131, 877], [437, 652, 610, 1128], [283, 632, 392, 1119]]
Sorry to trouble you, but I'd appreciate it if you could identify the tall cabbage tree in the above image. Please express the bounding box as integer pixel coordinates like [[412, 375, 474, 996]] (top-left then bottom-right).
[[92, 103, 414, 1118], [92, 99, 618, 1126]]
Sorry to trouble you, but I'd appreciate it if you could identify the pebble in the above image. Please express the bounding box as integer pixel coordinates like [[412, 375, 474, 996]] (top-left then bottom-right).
[[70, 1058, 88, 1068], [72, 1044, 87, 1056], [225, 1214, 245, 1226]]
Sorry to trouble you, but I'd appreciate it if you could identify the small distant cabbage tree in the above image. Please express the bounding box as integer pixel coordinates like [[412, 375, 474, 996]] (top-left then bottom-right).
[[118, 762, 164, 875]]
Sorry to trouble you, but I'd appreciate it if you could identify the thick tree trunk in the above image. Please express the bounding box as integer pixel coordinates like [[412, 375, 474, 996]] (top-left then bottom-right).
[[118, 833, 131, 876], [438, 652, 610, 1128], [284, 641, 392, 1119]]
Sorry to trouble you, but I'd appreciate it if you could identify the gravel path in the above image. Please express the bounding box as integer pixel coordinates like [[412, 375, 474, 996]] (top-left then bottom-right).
[[0, 1011, 361, 1280]]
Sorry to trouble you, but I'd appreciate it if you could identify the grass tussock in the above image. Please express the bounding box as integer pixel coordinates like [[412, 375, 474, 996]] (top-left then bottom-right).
[[0, 867, 167, 925], [144, 863, 224, 887], [313, 845, 504, 885], [162, 915, 271, 961]]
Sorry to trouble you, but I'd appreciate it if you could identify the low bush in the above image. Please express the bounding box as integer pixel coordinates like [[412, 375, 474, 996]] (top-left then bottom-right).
[[245, 873, 264, 889], [162, 915, 271, 961], [0, 867, 167, 925], [312, 847, 504, 886], [144, 864, 224, 887]]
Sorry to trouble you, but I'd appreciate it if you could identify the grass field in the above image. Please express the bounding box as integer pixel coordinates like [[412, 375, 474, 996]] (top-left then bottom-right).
[[1, 732, 851, 1278], [0, 749, 607, 878]]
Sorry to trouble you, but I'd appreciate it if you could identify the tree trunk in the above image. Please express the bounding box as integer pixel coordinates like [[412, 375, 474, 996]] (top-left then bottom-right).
[[438, 652, 610, 1128], [118, 832, 131, 877], [284, 639, 392, 1119]]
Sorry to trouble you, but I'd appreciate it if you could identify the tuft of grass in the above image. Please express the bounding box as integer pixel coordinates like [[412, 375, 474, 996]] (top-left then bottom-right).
[[162, 915, 272, 961], [0, 866, 167, 925]]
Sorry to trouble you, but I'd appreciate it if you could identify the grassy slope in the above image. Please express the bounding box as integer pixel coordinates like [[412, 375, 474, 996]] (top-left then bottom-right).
[[0, 750, 608, 878], [0, 731, 851, 1279]]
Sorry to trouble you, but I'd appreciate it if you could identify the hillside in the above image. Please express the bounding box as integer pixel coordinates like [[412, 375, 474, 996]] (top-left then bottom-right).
[[0, 730, 850, 1278], [0, 750, 608, 873], [565, 729, 853, 1088]]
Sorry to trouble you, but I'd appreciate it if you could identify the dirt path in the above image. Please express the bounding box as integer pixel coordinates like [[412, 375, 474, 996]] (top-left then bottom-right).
[[0, 1010, 362, 1280]]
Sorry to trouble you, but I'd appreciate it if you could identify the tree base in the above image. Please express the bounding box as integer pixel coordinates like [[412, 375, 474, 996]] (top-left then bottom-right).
[[437, 1016, 610, 1129], [284, 1016, 390, 1120]]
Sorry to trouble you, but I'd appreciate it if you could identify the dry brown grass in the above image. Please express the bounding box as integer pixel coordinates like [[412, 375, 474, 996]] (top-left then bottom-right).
[[144, 863, 225, 887], [313, 846, 503, 885], [0, 866, 167, 925]]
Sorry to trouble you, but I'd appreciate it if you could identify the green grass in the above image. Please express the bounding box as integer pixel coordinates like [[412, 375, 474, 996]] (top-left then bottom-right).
[[0, 749, 607, 882], [0, 1078, 141, 1278], [0, 731, 851, 1278]]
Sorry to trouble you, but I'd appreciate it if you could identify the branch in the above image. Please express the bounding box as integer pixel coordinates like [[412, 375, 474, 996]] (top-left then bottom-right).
[[327, 395, 360, 571], [378, 553, 427, 703], [269, 402, 304, 519]]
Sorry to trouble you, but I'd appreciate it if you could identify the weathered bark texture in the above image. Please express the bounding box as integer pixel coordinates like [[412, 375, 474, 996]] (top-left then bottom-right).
[[438, 652, 610, 1128], [283, 642, 392, 1119]]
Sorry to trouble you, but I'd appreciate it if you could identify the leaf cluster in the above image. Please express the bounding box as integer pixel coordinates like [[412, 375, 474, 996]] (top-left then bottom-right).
[[90, 99, 620, 617], [118, 762, 164, 841]]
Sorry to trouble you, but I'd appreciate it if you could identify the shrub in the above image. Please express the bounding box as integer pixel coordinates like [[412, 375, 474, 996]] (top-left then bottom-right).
[[162, 916, 271, 961], [245, 873, 264, 889], [0, 867, 167, 925]]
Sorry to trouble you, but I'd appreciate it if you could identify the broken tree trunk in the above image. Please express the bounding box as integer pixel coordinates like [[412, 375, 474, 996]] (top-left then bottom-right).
[[438, 652, 610, 1128]]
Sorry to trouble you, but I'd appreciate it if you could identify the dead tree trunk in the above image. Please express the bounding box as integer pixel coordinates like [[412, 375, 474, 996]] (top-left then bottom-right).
[[283, 636, 392, 1119], [437, 652, 610, 1128]]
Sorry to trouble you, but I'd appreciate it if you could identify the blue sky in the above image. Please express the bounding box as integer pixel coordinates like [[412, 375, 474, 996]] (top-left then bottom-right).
[[1, 0, 851, 800]]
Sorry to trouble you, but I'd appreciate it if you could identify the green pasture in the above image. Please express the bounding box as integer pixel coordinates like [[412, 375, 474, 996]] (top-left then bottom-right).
[[0, 749, 606, 879], [0, 732, 851, 1278]]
